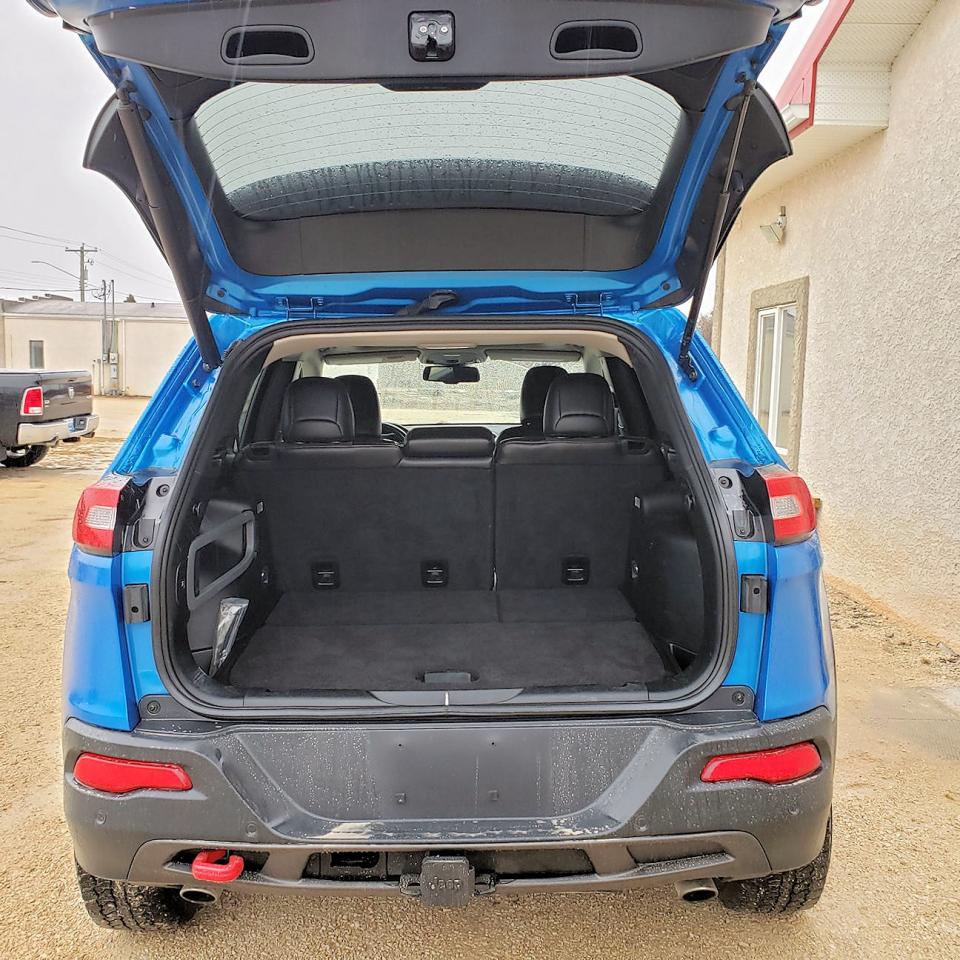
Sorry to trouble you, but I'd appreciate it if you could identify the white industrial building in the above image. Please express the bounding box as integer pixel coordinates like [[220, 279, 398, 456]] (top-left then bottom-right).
[[0, 298, 190, 396]]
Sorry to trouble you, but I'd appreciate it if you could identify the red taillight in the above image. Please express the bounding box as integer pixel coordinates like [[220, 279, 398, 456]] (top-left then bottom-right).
[[701, 742, 822, 785], [757, 466, 817, 545], [73, 753, 192, 794], [20, 386, 44, 416], [72, 474, 132, 556]]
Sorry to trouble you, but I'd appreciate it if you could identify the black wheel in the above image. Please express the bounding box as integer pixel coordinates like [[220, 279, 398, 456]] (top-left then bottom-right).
[[2, 444, 49, 467], [718, 817, 832, 914], [75, 860, 201, 932]]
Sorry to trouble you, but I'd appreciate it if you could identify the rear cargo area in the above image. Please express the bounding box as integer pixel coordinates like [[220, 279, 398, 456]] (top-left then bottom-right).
[[229, 588, 666, 692], [161, 325, 725, 711]]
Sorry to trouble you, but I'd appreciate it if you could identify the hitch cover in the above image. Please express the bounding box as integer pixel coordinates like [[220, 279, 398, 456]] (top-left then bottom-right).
[[419, 856, 474, 907]]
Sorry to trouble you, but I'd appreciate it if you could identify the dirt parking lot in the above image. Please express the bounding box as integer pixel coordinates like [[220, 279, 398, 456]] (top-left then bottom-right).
[[1, 430, 959, 960]]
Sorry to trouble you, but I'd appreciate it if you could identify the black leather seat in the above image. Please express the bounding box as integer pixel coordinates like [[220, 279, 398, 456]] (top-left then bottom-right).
[[273, 377, 401, 468], [494, 373, 652, 589], [281, 376, 355, 443], [496, 365, 566, 443], [337, 374, 391, 443]]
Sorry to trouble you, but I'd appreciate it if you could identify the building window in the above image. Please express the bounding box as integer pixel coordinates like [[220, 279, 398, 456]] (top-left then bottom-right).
[[743, 278, 808, 469], [752, 304, 797, 454], [28, 340, 45, 368]]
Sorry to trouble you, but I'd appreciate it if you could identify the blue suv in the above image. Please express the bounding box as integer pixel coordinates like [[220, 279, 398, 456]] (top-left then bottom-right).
[[36, 0, 834, 930]]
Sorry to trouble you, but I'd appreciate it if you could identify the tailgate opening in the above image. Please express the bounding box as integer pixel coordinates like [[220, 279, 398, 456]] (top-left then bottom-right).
[[152, 317, 738, 719]]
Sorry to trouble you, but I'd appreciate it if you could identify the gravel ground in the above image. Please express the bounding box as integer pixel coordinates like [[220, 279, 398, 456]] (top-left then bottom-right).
[[1, 436, 959, 960]]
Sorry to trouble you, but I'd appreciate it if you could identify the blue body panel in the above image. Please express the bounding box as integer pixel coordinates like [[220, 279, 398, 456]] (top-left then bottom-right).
[[756, 538, 833, 720], [64, 550, 139, 731]]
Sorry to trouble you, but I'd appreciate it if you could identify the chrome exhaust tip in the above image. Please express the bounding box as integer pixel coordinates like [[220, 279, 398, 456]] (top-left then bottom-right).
[[179, 886, 221, 905], [675, 878, 718, 903]]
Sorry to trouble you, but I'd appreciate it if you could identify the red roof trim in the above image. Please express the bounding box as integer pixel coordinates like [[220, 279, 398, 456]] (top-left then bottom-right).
[[776, 0, 856, 138]]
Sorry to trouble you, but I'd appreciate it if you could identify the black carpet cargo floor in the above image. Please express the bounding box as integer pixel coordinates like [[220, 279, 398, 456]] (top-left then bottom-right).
[[228, 588, 668, 692]]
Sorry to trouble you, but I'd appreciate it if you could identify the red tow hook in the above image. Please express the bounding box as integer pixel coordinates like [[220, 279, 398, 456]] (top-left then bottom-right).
[[190, 849, 245, 884]]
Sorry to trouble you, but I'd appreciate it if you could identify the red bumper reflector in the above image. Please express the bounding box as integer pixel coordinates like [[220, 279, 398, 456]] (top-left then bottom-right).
[[73, 753, 192, 794], [191, 850, 245, 884], [700, 742, 822, 785]]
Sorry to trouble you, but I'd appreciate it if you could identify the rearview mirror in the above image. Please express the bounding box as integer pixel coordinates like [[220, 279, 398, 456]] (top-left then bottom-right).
[[422, 365, 480, 384]]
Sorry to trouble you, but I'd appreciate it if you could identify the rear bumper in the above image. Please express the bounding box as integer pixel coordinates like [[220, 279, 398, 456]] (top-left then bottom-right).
[[64, 705, 834, 896], [17, 413, 99, 445]]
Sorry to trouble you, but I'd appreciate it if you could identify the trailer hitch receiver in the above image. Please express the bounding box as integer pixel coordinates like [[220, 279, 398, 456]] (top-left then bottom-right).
[[404, 855, 475, 907]]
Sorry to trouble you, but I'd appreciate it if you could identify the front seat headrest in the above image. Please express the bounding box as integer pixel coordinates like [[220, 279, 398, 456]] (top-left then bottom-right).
[[543, 373, 615, 438], [281, 377, 355, 443], [519, 365, 566, 427], [337, 375, 382, 439]]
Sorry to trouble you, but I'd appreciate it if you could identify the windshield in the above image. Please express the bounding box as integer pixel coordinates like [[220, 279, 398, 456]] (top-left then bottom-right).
[[193, 78, 684, 219], [320, 358, 584, 425]]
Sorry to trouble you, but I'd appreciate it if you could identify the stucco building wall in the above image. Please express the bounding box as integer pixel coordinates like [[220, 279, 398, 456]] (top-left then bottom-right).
[[117, 318, 191, 396], [716, 0, 960, 642], [2, 312, 189, 396]]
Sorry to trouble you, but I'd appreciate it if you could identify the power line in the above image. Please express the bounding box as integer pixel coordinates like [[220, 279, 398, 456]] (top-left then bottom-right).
[[0, 222, 177, 288], [92, 261, 178, 291], [96, 251, 177, 286], [0, 230, 67, 250], [0, 286, 81, 292], [0, 268, 80, 281], [0, 223, 76, 244]]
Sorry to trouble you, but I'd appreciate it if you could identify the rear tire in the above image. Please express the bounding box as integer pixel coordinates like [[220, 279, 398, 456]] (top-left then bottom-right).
[[718, 816, 832, 914], [75, 860, 201, 932], [2, 444, 49, 467]]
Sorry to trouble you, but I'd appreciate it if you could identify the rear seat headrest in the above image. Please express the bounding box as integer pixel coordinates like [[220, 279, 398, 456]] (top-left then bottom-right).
[[519, 365, 566, 427], [543, 373, 615, 438], [403, 426, 495, 459], [281, 377, 355, 443], [337, 375, 382, 438]]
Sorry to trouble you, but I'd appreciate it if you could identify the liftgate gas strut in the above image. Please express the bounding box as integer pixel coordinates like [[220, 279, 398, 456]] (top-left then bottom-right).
[[677, 77, 757, 382]]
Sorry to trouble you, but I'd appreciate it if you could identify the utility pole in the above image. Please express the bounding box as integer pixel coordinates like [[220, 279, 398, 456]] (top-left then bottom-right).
[[96, 279, 120, 395], [64, 242, 98, 301]]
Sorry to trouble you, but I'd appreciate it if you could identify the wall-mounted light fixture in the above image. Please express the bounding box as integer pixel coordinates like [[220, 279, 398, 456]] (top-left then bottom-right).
[[760, 206, 787, 245]]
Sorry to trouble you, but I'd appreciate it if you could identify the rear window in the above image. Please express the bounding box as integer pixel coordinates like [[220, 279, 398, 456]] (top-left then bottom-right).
[[320, 358, 584, 425], [193, 78, 684, 220]]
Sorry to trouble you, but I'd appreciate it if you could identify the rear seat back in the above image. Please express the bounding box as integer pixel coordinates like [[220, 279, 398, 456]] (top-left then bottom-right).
[[239, 373, 662, 596], [494, 373, 661, 589], [396, 426, 495, 589], [238, 380, 493, 592]]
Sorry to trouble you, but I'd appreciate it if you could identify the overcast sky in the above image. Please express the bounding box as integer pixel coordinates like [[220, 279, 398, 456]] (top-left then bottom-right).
[[0, 3, 180, 303], [0, 2, 824, 309]]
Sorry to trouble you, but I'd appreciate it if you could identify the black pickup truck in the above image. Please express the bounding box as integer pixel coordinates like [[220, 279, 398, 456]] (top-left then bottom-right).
[[0, 369, 99, 467]]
